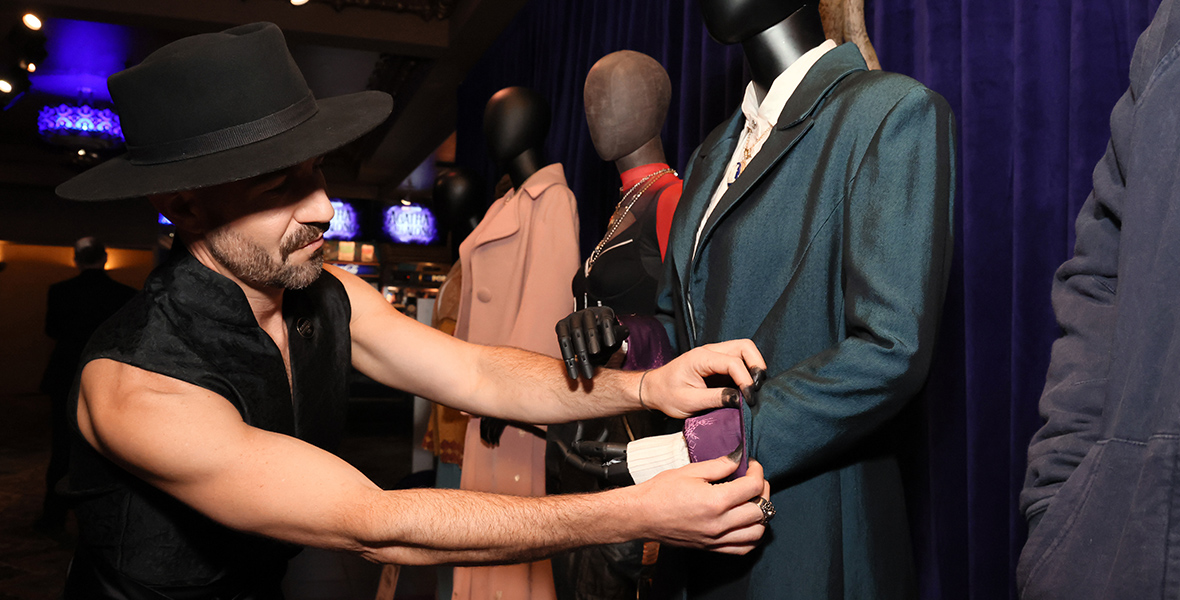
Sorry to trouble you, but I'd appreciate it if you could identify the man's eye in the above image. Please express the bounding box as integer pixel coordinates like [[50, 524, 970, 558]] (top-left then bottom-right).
[[266, 179, 291, 195]]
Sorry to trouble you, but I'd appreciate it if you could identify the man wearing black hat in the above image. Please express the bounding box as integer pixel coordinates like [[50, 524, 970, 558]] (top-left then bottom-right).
[[54, 23, 771, 598]]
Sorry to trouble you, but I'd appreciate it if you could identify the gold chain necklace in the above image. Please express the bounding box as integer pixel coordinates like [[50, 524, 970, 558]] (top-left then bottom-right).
[[742, 121, 773, 161], [586, 167, 675, 275]]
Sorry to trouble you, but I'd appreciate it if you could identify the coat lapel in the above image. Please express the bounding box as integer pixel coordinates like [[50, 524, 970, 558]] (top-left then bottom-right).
[[468, 191, 519, 246], [469, 164, 566, 247], [692, 43, 868, 265], [670, 112, 744, 289]]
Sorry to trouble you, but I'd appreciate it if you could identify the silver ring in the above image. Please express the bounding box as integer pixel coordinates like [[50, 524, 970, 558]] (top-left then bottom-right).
[[750, 497, 775, 525]]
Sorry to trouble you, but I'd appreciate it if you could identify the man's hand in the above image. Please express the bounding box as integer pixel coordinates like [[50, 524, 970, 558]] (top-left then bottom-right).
[[631, 457, 771, 554], [642, 339, 768, 417], [556, 306, 629, 379]]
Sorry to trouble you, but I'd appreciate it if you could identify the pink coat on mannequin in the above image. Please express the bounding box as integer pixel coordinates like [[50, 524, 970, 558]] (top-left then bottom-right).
[[452, 163, 579, 600]]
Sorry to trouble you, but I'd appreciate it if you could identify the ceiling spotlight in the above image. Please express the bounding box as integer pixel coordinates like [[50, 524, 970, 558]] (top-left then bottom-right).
[[6, 22, 48, 87], [290, 0, 310, 5], [0, 80, 11, 94], [22, 14, 41, 31]]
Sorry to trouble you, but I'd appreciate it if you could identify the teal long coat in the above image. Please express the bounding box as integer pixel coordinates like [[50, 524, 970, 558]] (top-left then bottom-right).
[[657, 43, 956, 599]]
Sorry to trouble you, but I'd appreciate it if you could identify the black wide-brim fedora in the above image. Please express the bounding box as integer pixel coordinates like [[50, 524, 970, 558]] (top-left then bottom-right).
[[56, 22, 392, 201]]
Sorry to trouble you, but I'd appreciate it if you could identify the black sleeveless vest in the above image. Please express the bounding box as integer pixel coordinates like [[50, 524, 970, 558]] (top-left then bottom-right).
[[64, 246, 351, 598]]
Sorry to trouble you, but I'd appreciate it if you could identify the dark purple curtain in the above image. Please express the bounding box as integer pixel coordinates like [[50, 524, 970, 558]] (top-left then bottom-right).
[[454, 1, 1164, 598], [871, 2, 1161, 598], [454, 0, 747, 257]]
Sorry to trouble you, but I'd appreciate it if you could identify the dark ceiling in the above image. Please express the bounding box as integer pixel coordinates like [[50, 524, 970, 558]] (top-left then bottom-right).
[[0, 0, 528, 202]]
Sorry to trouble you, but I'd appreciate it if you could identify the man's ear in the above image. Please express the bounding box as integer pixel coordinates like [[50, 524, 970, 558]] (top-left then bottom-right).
[[149, 190, 208, 234]]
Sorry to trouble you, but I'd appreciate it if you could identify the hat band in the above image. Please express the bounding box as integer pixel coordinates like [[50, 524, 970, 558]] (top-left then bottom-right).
[[125, 93, 319, 166]]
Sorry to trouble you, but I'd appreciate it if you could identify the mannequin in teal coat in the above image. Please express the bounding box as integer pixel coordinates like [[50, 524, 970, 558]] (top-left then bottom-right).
[[554, 2, 955, 597], [656, 2, 956, 598]]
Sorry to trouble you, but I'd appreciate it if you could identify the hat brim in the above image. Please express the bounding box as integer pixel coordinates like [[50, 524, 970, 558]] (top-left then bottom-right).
[[56, 90, 393, 201]]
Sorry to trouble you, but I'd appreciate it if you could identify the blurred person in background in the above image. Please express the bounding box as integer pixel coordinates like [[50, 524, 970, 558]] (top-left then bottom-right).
[[36, 236, 136, 534]]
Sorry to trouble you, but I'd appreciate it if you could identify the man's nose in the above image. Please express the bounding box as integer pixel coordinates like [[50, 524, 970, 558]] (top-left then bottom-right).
[[298, 186, 335, 225]]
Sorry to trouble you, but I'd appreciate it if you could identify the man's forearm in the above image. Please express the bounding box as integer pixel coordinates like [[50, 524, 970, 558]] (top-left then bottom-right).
[[349, 486, 641, 565], [462, 340, 759, 423], [468, 345, 642, 424]]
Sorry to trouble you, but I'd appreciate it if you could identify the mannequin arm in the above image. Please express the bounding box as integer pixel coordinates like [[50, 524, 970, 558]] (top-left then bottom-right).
[[555, 306, 629, 379], [748, 86, 954, 483]]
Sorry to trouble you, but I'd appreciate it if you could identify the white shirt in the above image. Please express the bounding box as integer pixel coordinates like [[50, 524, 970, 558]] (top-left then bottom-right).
[[693, 40, 837, 257]]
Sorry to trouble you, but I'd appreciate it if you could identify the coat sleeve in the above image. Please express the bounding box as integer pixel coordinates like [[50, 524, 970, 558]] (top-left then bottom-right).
[[1019, 86, 1129, 529], [654, 250, 680, 357], [750, 86, 955, 483], [507, 185, 581, 358]]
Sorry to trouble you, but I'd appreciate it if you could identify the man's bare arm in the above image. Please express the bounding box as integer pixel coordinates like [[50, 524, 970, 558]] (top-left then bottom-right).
[[336, 265, 764, 422], [76, 360, 768, 565]]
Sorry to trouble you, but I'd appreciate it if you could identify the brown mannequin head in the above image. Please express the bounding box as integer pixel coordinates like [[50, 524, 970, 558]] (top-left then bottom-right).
[[584, 51, 671, 171]]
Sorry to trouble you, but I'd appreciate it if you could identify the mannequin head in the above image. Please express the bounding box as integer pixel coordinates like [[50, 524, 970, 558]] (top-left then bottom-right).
[[483, 86, 551, 188], [584, 51, 671, 171], [433, 168, 486, 250], [698, 0, 807, 44], [698, 0, 825, 97]]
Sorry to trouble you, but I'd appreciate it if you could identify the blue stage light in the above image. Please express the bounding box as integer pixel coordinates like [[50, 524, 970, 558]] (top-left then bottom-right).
[[37, 102, 123, 142]]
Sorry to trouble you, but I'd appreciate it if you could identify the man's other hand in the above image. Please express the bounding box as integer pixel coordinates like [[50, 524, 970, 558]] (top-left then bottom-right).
[[633, 457, 771, 554]]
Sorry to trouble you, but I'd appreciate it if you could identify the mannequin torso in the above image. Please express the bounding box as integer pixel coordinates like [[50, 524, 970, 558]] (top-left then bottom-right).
[[656, 2, 956, 598]]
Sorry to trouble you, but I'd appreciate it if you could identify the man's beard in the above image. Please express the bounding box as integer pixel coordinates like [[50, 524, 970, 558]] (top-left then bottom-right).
[[207, 224, 326, 290]]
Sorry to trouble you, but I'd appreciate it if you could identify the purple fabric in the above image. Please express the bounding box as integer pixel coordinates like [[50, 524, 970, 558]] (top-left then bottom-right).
[[619, 313, 673, 372], [684, 402, 747, 482], [618, 316, 747, 481]]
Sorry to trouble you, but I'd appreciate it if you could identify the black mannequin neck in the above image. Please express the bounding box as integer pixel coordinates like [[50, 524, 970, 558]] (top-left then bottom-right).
[[615, 137, 666, 175], [742, 4, 827, 100], [506, 147, 546, 189]]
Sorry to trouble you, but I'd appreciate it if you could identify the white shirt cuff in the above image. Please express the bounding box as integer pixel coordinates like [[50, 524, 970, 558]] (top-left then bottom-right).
[[627, 432, 690, 484]]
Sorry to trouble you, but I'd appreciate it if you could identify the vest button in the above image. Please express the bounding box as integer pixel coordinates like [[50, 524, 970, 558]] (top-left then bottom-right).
[[477, 288, 492, 303], [296, 318, 314, 338]]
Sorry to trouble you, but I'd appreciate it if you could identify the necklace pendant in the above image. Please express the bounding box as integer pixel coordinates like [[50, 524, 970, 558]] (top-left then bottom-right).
[[728, 161, 742, 187]]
